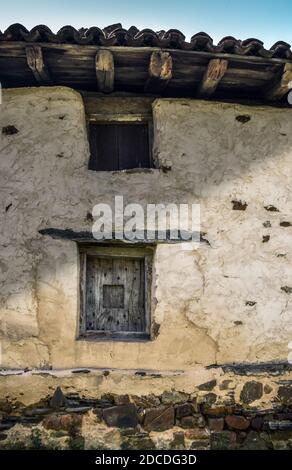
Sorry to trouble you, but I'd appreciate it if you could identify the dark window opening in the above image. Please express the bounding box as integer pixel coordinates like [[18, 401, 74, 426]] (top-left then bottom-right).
[[88, 122, 153, 171]]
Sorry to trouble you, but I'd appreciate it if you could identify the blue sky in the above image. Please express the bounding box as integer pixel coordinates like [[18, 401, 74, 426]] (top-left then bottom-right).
[[0, 0, 291, 48]]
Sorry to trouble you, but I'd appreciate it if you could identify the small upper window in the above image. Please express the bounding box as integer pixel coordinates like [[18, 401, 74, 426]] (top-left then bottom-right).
[[88, 122, 153, 171]]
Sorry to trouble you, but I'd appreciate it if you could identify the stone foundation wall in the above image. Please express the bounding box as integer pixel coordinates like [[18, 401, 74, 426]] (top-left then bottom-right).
[[1, 367, 292, 450]]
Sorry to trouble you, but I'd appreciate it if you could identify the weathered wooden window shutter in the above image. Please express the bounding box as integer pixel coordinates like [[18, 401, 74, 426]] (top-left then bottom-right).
[[88, 123, 152, 171], [79, 246, 153, 340]]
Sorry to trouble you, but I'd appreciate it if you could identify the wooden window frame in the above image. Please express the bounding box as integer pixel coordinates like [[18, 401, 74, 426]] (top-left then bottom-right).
[[88, 118, 154, 171], [78, 245, 153, 342], [83, 93, 155, 172]]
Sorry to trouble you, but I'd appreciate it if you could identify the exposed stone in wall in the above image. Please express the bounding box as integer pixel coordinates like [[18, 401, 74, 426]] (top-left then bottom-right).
[[1, 380, 292, 450]]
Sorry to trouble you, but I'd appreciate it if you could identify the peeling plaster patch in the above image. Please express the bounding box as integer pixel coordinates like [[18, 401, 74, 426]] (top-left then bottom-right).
[[160, 165, 172, 173], [200, 232, 211, 246], [281, 286, 292, 294], [2, 125, 18, 135], [263, 221, 271, 228], [152, 322, 160, 339], [235, 115, 251, 124], [264, 205, 280, 212], [232, 200, 247, 211], [262, 235, 270, 243], [85, 212, 93, 222]]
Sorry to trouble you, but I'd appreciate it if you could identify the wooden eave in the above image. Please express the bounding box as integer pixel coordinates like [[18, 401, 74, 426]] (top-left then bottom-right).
[[0, 41, 292, 104]]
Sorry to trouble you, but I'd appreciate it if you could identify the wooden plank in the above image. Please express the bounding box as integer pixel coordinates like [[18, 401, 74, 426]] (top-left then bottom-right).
[[197, 58, 228, 98], [117, 123, 151, 169], [79, 331, 150, 341], [82, 92, 154, 119], [1, 41, 291, 65], [88, 114, 151, 123], [25, 45, 51, 84], [95, 49, 114, 93], [103, 285, 125, 308], [121, 257, 145, 332], [144, 254, 152, 337], [79, 245, 154, 258], [85, 255, 98, 330], [145, 51, 172, 93], [79, 252, 87, 335], [265, 63, 292, 101], [88, 123, 118, 171], [111, 257, 129, 331]]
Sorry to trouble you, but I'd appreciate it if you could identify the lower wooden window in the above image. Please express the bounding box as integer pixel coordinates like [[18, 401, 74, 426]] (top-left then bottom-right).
[[79, 246, 153, 340]]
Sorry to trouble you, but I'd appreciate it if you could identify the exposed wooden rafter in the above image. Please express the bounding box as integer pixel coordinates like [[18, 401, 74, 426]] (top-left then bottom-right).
[[25, 46, 51, 84], [0, 40, 289, 105], [95, 49, 115, 93], [144, 51, 173, 93], [197, 58, 228, 98], [265, 63, 292, 101]]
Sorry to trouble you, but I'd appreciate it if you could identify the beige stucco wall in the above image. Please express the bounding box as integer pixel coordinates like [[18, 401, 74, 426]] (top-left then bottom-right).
[[1, 86, 292, 374]]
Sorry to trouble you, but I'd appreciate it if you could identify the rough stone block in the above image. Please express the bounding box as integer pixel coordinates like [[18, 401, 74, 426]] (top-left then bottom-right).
[[185, 428, 209, 440], [210, 431, 237, 450], [251, 416, 264, 431], [198, 380, 217, 391], [225, 415, 250, 430], [175, 403, 193, 419], [43, 413, 82, 432], [161, 391, 189, 405], [49, 387, 68, 410], [278, 386, 292, 406], [114, 395, 130, 405], [240, 382, 263, 404], [143, 406, 174, 432], [103, 404, 138, 429], [170, 431, 185, 449], [131, 395, 161, 409], [208, 418, 224, 432], [190, 440, 210, 450], [241, 431, 270, 450], [180, 416, 199, 429]]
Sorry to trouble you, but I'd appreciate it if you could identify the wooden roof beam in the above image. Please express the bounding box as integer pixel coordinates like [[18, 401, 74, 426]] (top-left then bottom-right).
[[95, 49, 114, 93], [265, 63, 292, 101], [144, 51, 172, 94], [26, 46, 51, 84], [197, 58, 228, 98]]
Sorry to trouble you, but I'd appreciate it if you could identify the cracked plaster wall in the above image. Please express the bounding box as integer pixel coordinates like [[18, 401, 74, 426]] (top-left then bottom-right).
[[0, 87, 292, 373]]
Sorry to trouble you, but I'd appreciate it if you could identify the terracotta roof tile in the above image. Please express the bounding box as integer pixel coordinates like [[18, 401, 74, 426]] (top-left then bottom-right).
[[1, 23, 291, 59]]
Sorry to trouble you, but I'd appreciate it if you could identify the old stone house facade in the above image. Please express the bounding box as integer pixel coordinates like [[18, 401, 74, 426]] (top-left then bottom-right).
[[0, 24, 292, 449]]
